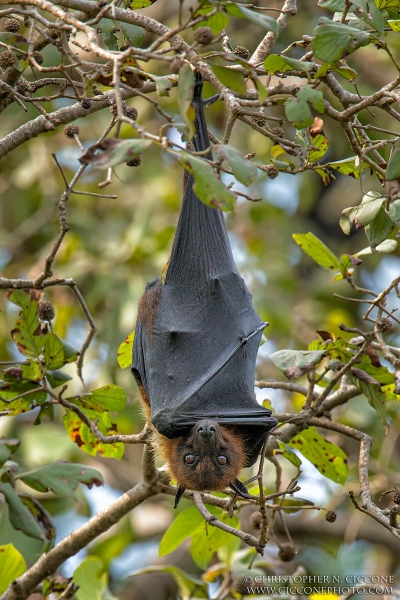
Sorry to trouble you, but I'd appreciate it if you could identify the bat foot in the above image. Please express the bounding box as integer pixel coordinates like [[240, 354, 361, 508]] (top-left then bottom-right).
[[229, 479, 254, 500]]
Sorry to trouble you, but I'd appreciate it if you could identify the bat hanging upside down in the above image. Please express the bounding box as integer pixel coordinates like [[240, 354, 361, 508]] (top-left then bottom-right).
[[131, 71, 277, 506]]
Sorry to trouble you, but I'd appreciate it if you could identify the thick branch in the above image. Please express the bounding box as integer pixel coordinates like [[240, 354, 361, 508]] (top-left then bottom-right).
[[249, 0, 297, 66], [0, 83, 157, 160], [0, 480, 159, 600]]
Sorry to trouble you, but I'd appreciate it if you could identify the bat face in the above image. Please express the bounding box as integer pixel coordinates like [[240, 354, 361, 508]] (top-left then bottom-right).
[[165, 420, 246, 492]]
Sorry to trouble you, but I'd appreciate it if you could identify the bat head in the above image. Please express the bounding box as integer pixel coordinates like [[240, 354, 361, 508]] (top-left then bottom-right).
[[165, 420, 246, 498]]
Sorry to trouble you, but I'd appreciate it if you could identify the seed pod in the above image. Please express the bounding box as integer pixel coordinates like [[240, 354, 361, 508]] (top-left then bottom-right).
[[325, 510, 337, 523], [234, 46, 250, 60], [125, 106, 138, 120], [38, 301, 55, 322], [271, 126, 285, 138], [126, 156, 141, 167], [0, 50, 16, 68], [278, 542, 297, 562], [376, 317, 393, 332], [251, 116, 265, 128], [266, 164, 279, 179], [193, 27, 214, 46], [4, 18, 20, 33], [231, 577, 250, 595], [249, 511, 262, 530], [64, 124, 80, 138], [110, 101, 127, 116], [31, 51, 44, 65]]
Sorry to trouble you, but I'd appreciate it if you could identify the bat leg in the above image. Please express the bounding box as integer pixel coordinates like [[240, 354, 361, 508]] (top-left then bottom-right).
[[229, 479, 254, 500]]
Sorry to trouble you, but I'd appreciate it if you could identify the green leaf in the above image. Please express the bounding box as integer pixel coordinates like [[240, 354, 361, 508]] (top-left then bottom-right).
[[355, 239, 398, 255], [352, 193, 386, 227], [128, 0, 153, 7], [265, 53, 317, 74], [0, 544, 26, 594], [292, 232, 340, 269], [298, 86, 324, 112], [63, 410, 124, 459], [194, 8, 230, 34], [17, 461, 104, 500], [46, 369, 73, 388], [281, 497, 315, 513], [0, 483, 46, 540], [119, 22, 145, 46], [289, 427, 349, 484], [74, 557, 117, 600], [388, 19, 400, 30], [376, 0, 400, 9], [254, 77, 268, 103], [0, 33, 28, 52], [276, 441, 302, 469], [239, 6, 278, 34], [19, 494, 56, 547], [285, 86, 324, 129], [154, 75, 173, 97], [269, 349, 325, 380], [318, 0, 345, 10], [44, 333, 64, 370], [351, 0, 385, 33], [7, 290, 44, 359], [264, 54, 292, 74], [79, 139, 152, 169], [179, 151, 236, 212], [159, 506, 204, 555], [365, 205, 394, 248], [308, 134, 329, 163], [103, 32, 118, 51], [117, 331, 134, 369], [388, 199, 400, 224], [0, 381, 47, 415], [126, 566, 207, 599], [386, 143, 400, 180], [328, 156, 369, 178], [212, 65, 247, 95], [283, 56, 315, 71], [212, 144, 258, 185], [224, 4, 244, 18], [191, 508, 240, 569], [0, 439, 20, 467], [75, 384, 127, 412], [350, 376, 387, 425], [177, 64, 195, 139], [356, 355, 395, 385], [312, 20, 371, 63]]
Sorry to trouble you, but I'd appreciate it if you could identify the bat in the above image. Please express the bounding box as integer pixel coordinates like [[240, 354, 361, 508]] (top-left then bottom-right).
[[131, 71, 277, 506]]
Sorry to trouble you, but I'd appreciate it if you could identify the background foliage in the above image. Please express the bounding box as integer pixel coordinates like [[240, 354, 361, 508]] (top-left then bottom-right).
[[0, 0, 400, 598]]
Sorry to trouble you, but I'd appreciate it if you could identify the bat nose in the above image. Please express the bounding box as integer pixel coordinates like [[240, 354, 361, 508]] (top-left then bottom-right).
[[197, 421, 216, 438]]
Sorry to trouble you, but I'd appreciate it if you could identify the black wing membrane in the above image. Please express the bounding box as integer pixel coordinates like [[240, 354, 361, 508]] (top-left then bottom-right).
[[132, 72, 277, 467]]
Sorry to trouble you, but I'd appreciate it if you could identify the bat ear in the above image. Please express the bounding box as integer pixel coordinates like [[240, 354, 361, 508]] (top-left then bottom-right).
[[174, 485, 186, 508], [229, 479, 253, 500]]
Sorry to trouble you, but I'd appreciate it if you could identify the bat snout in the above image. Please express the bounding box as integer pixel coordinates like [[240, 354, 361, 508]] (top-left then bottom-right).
[[196, 420, 217, 439]]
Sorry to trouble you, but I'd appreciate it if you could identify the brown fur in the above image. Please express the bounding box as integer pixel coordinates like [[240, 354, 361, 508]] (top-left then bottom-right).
[[161, 422, 246, 492], [137, 280, 162, 338], [137, 390, 246, 492]]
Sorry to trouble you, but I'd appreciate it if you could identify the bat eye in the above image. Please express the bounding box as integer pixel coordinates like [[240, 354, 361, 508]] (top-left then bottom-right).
[[217, 455, 227, 466], [184, 454, 196, 465]]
